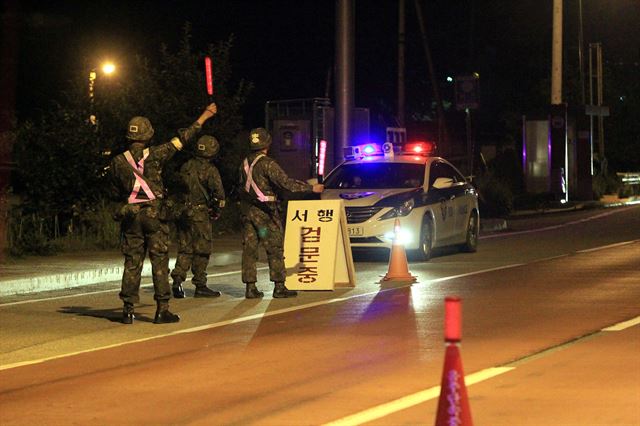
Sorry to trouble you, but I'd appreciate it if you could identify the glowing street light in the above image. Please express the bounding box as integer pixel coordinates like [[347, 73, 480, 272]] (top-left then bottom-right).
[[89, 61, 117, 125], [102, 62, 116, 75]]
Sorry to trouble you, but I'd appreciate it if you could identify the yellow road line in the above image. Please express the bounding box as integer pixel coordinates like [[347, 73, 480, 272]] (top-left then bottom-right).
[[602, 316, 640, 331], [323, 367, 514, 426]]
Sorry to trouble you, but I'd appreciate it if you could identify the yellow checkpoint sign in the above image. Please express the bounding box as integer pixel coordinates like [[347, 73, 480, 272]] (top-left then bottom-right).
[[284, 199, 356, 290]]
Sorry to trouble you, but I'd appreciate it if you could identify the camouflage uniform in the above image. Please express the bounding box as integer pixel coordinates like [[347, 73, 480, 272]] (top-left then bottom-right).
[[239, 129, 312, 292], [171, 148, 225, 294], [109, 121, 202, 306]]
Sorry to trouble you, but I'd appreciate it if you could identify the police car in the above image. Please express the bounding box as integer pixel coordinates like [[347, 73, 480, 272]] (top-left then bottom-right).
[[321, 142, 479, 260]]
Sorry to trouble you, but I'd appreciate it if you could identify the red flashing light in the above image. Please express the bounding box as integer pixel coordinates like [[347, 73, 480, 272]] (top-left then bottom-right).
[[204, 56, 213, 95], [404, 141, 434, 155], [318, 140, 327, 176], [445, 296, 462, 342]]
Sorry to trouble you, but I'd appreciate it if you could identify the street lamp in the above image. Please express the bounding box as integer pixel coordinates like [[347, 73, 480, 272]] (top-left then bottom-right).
[[102, 62, 115, 75], [89, 61, 116, 125]]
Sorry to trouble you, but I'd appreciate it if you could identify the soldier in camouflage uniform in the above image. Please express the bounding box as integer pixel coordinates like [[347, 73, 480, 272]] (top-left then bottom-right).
[[170, 135, 225, 298], [239, 128, 324, 298], [109, 103, 217, 324]]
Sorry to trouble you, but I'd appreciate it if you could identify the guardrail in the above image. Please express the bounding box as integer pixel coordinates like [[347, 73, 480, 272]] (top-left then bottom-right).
[[616, 172, 640, 198], [617, 172, 640, 185]]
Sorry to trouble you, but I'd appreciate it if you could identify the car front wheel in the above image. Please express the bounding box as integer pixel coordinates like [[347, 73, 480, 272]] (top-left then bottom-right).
[[461, 213, 478, 253], [413, 217, 433, 261]]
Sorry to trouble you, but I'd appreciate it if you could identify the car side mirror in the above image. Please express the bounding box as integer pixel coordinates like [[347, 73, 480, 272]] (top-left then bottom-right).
[[432, 177, 454, 189]]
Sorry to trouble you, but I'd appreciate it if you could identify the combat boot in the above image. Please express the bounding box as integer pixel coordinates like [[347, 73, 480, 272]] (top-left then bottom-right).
[[153, 301, 180, 324], [122, 303, 135, 324], [194, 286, 222, 298], [245, 283, 264, 299], [172, 280, 185, 299], [273, 282, 297, 298]]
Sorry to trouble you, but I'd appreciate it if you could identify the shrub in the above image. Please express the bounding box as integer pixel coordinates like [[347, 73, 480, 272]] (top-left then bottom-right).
[[592, 173, 620, 200], [475, 175, 513, 218]]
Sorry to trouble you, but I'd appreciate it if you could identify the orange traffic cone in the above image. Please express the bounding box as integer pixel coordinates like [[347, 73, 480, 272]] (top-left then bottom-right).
[[435, 297, 473, 426], [381, 218, 416, 282]]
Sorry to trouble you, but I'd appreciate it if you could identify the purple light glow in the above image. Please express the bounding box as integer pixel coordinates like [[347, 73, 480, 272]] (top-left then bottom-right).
[[521, 117, 527, 175], [548, 119, 552, 180]]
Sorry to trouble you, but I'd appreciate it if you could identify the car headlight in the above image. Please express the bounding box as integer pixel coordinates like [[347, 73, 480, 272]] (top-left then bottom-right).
[[383, 228, 414, 245], [378, 198, 415, 220]]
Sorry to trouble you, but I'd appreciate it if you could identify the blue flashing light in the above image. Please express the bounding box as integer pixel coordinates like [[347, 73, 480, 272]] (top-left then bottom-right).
[[343, 143, 383, 160]]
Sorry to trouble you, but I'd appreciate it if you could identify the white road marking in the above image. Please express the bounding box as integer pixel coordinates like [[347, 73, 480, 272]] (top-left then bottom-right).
[[480, 208, 632, 240], [324, 314, 640, 425], [602, 316, 640, 331], [322, 367, 515, 426], [576, 240, 638, 253], [1, 240, 637, 370], [0, 293, 370, 371], [0, 264, 524, 370], [428, 263, 524, 283]]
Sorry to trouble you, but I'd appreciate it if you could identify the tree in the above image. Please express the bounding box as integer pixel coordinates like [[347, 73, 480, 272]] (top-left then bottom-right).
[[604, 61, 640, 171], [10, 24, 253, 252]]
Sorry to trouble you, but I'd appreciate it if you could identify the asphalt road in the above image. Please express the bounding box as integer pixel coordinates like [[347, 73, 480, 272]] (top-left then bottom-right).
[[1, 205, 639, 425]]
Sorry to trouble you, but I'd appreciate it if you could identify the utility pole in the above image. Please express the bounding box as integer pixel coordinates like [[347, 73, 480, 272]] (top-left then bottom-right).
[[413, 0, 448, 155], [397, 0, 406, 127], [335, 0, 355, 159], [551, 0, 563, 105], [550, 0, 568, 202], [578, 0, 585, 105], [588, 42, 607, 175]]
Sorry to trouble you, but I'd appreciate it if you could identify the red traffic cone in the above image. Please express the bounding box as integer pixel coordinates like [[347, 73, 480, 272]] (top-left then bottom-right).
[[435, 345, 473, 426], [435, 297, 473, 426], [381, 218, 416, 282]]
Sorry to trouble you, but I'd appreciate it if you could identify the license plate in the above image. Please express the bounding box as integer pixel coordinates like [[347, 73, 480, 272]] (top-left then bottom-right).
[[348, 226, 364, 237]]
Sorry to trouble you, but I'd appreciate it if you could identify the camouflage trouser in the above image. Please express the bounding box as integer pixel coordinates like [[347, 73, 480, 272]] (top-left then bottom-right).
[[119, 205, 171, 304], [241, 204, 285, 284], [170, 206, 212, 288]]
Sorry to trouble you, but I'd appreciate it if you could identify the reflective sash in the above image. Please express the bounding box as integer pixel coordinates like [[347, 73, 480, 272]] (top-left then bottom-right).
[[243, 154, 275, 202], [124, 149, 156, 204]]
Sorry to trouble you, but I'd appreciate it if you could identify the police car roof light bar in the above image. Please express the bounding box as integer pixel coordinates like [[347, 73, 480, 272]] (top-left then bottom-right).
[[344, 143, 383, 160]]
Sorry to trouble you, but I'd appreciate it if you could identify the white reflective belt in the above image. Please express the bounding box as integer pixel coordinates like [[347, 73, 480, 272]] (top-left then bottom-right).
[[243, 154, 275, 202], [124, 149, 156, 204]]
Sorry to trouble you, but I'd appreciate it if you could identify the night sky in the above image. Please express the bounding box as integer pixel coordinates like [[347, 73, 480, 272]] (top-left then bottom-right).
[[8, 0, 640, 133]]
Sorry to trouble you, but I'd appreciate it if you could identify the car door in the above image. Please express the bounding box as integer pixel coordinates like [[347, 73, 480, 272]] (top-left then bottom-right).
[[444, 162, 474, 238], [426, 161, 457, 242]]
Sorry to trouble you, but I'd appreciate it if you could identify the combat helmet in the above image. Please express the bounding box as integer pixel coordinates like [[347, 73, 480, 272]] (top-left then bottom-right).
[[249, 128, 272, 151], [126, 116, 154, 141], [194, 135, 220, 158]]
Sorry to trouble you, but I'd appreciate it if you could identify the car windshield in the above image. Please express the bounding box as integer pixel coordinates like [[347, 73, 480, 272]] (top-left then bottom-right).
[[324, 162, 425, 189]]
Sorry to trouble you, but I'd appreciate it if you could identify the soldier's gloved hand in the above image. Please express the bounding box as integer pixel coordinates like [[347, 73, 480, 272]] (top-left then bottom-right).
[[312, 184, 325, 193], [197, 103, 218, 126], [204, 103, 217, 117]]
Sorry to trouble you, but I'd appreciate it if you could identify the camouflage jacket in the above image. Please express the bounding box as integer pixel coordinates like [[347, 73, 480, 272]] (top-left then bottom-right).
[[178, 157, 225, 207], [238, 152, 312, 207], [109, 122, 202, 203]]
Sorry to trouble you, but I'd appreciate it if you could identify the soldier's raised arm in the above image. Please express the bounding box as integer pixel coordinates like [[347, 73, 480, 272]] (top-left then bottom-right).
[[172, 103, 218, 151], [197, 103, 217, 126]]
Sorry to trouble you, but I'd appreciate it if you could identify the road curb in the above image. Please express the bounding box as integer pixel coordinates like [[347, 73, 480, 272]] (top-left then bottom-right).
[[480, 218, 507, 232], [0, 263, 152, 297], [0, 250, 246, 297]]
